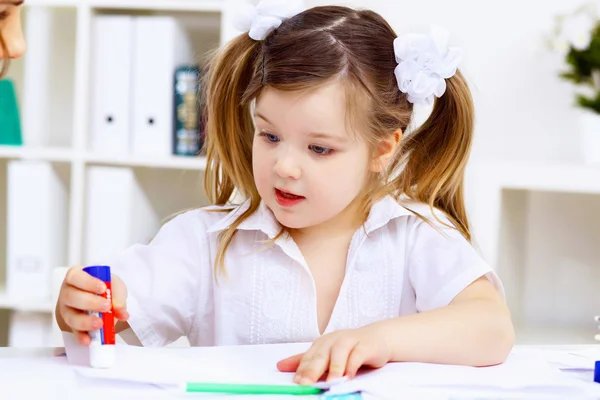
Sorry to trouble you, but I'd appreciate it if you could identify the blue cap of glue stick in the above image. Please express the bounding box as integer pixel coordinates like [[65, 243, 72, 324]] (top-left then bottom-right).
[[83, 265, 111, 283], [595, 361, 600, 384]]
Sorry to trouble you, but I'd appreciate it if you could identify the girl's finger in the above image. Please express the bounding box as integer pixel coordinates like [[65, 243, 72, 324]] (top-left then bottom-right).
[[74, 330, 91, 346], [62, 288, 111, 313], [346, 344, 368, 379], [65, 267, 106, 294], [293, 342, 322, 382], [327, 340, 356, 381], [63, 306, 103, 332], [295, 347, 330, 385], [111, 274, 128, 310], [276, 353, 303, 372], [113, 307, 129, 322]]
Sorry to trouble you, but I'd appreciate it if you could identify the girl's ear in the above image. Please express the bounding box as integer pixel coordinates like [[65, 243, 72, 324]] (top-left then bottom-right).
[[371, 129, 402, 173]]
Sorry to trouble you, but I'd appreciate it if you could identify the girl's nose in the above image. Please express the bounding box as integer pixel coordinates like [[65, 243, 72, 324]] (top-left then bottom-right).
[[273, 156, 301, 180]]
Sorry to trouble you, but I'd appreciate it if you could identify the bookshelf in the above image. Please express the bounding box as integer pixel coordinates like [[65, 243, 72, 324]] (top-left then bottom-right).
[[0, 0, 244, 346]]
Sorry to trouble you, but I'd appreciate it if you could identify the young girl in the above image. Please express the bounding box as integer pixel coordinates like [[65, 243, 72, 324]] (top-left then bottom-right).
[[56, 0, 514, 386], [0, 0, 26, 78]]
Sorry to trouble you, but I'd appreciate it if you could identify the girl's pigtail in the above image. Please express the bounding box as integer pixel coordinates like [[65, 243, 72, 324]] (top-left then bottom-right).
[[202, 34, 262, 276], [203, 34, 261, 205], [396, 71, 474, 241]]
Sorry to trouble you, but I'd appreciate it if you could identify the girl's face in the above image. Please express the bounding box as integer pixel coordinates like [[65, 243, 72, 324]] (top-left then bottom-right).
[[0, 1, 26, 61], [252, 81, 374, 233]]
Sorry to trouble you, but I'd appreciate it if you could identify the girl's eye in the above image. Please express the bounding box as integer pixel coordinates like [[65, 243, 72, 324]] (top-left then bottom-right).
[[266, 133, 280, 143], [258, 132, 280, 143], [309, 145, 333, 156]]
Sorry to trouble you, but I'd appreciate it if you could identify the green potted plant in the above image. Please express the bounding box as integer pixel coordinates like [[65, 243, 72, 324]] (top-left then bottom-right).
[[552, 3, 600, 165]]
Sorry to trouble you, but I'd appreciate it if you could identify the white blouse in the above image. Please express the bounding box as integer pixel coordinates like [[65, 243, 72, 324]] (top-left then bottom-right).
[[110, 195, 504, 347]]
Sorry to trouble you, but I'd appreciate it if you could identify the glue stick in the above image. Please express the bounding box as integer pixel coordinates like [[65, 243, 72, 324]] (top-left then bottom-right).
[[83, 265, 116, 368]]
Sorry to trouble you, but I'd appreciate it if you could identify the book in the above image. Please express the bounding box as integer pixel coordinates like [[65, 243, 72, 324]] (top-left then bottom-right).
[[173, 65, 204, 156], [0, 79, 22, 146]]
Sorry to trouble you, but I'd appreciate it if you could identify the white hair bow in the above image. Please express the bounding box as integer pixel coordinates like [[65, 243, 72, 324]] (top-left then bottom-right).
[[233, 0, 305, 41], [393, 26, 463, 105]]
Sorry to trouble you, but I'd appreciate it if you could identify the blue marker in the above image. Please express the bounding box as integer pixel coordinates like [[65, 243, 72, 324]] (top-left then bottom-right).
[[594, 360, 599, 384]]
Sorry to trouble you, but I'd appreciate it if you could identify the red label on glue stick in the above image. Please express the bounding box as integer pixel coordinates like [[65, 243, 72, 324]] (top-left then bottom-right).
[[83, 265, 116, 368]]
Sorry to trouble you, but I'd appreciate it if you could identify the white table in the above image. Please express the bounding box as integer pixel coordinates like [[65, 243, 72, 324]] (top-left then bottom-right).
[[0, 345, 598, 400], [0, 346, 174, 400], [1, 346, 322, 400]]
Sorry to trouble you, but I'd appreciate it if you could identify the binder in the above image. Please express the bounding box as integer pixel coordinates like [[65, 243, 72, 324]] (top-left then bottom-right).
[[0, 79, 22, 146], [20, 7, 52, 147], [8, 312, 53, 347], [84, 166, 158, 265], [6, 161, 67, 302], [131, 16, 193, 158], [89, 15, 135, 155]]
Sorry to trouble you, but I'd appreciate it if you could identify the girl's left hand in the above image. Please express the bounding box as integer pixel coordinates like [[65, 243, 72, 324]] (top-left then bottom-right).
[[276, 326, 392, 385]]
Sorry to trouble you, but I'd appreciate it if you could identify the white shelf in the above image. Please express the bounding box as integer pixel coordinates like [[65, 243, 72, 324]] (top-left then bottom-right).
[[25, 0, 79, 6], [0, 289, 54, 313], [89, 0, 223, 12], [0, 145, 73, 163], [475, 161, 600, 194], [0, 146, 207, 170], [84, 153, 207, 170], [25, 0, 223, 12]]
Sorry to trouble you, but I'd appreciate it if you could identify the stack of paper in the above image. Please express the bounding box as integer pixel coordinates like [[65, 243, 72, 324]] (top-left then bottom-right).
[[511, 347, 599, 371], [326, 351, 600, 399], [63, 333, 600, 399]]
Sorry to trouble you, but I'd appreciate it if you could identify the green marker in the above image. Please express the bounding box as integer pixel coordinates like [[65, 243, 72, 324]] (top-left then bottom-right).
[[185, 382, 324, 395]]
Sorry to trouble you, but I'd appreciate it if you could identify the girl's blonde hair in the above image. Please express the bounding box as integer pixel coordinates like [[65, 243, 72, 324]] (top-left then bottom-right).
[[202, 6, 475, 275]]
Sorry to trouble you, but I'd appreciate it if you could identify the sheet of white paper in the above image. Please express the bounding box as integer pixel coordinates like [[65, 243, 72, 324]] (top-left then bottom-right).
[[65, 331, 331, 398], [64, 332, 326, 398], [64, 332, 600, 399], [0, 354, 77, 398], [70, 341, 311, 387], [0, 353, 180, 400], [510, 347, 598, 370], [566, 348, 600, 368], [326, 350, 600, 399]]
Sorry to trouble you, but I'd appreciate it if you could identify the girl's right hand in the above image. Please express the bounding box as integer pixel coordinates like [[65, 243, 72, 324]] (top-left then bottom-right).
[[57, 266, 129, 346]]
